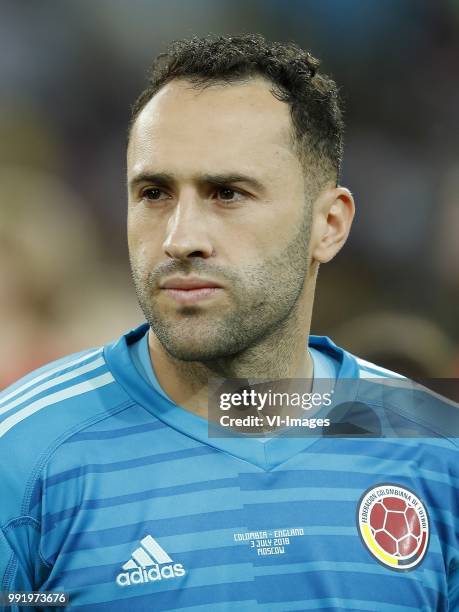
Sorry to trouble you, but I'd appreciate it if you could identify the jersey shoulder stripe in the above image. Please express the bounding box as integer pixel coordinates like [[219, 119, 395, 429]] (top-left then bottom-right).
[[0, 353, 105, 418], [0, 347, 117, 439], [0, 371, 115, 439], [355, 356, 407, 380], [0, 348, 102, 407]]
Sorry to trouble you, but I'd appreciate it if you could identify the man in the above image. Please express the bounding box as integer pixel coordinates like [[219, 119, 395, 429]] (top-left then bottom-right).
[[0, 34, 457, 611]]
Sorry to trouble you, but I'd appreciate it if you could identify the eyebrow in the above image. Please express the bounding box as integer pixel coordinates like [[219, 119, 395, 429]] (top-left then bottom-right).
[[128, 172, 266, 194]]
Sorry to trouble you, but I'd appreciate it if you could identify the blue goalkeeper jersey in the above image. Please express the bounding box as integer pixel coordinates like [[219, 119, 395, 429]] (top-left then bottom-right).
[[0, 322, 458, 611]]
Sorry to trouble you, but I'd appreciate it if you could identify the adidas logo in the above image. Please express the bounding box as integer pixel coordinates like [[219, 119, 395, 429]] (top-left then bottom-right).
[[116, 534, 186, 587]]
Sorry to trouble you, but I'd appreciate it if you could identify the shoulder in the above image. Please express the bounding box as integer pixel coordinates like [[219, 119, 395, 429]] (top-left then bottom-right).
[[309, 334, 407, 381], [0, 342, 130, 521], [0, 346, 115, 438], [312, 335, 459, 450], [353, 355, 407, 380], [346, 350, 459, 449]]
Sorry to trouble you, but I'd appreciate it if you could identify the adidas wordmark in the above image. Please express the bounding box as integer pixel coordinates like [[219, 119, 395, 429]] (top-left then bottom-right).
[[116, 534, 186, 587]]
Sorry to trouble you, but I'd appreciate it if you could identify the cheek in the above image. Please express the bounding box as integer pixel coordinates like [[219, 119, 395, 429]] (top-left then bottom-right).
[[127, 210, 141, 250], [245, 209, 302, 256], [128, 213, 161, 262]]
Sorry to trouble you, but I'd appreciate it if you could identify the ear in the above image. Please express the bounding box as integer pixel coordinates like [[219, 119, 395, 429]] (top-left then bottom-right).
[[310, 187, 355, 264]]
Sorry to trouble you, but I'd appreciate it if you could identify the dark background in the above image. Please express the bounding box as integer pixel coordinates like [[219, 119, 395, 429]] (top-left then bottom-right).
[[1, 0, 458, 388]]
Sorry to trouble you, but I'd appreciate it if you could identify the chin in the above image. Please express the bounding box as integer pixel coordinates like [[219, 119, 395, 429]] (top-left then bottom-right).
[[149, 316, 246, 362], [163, 343, 224, 362], [162, 335, 243, 362]]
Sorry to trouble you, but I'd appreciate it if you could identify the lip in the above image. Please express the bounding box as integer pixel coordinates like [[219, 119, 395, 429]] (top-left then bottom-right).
[[162, 287, 222, 304], [160, 276, 223, 290], [160, 276, 224, 305]]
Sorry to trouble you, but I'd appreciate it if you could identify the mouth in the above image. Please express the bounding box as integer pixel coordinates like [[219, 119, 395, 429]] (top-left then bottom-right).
[[159, 277, 224, 305]]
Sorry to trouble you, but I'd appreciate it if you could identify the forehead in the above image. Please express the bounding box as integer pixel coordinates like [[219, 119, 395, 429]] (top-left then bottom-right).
[[127, 78, 298, 176]]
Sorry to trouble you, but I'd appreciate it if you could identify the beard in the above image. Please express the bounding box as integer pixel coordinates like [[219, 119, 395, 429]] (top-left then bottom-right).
[[129, 205, 312, 363]]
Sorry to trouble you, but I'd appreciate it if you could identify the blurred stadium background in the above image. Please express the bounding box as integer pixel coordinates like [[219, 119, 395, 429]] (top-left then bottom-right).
[[1, 0, 459, 388]]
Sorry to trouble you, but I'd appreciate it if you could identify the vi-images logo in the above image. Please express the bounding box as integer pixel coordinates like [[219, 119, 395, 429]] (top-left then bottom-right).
[[116, 534, 186, 587]]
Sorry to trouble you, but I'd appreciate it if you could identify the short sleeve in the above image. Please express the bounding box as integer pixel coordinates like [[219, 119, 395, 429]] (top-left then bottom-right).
[[0, 519, 49, 612], [0, 525, 35, 612]]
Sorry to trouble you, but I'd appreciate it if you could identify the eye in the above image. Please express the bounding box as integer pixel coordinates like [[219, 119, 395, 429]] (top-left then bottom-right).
[[215, 187, 244, 202], [140, 187, 169, 202]]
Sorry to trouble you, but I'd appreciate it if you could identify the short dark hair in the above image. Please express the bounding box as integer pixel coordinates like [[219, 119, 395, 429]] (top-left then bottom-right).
[[129, 33, 344, 182]]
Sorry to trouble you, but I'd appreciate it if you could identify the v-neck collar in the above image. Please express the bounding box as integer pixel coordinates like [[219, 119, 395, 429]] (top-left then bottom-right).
[[104, 323, 360, 471]]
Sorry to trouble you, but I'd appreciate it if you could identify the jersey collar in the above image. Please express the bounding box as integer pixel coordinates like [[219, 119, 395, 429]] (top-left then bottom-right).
[[105, 323, 360, 471]]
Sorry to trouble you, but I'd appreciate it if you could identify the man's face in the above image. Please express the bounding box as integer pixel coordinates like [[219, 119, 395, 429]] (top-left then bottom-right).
[[127, 77, 314, 362]]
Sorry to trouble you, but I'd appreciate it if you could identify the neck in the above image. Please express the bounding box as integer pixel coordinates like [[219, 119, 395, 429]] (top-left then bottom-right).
[[148, 288, 315, 420]]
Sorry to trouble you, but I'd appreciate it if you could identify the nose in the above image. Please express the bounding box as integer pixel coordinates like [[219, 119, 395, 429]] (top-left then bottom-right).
[[162, 191, 214, 260]]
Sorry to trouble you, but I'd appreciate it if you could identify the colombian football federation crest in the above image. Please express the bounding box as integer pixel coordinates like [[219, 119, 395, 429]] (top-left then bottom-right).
[[357, 483, 429, 571]]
